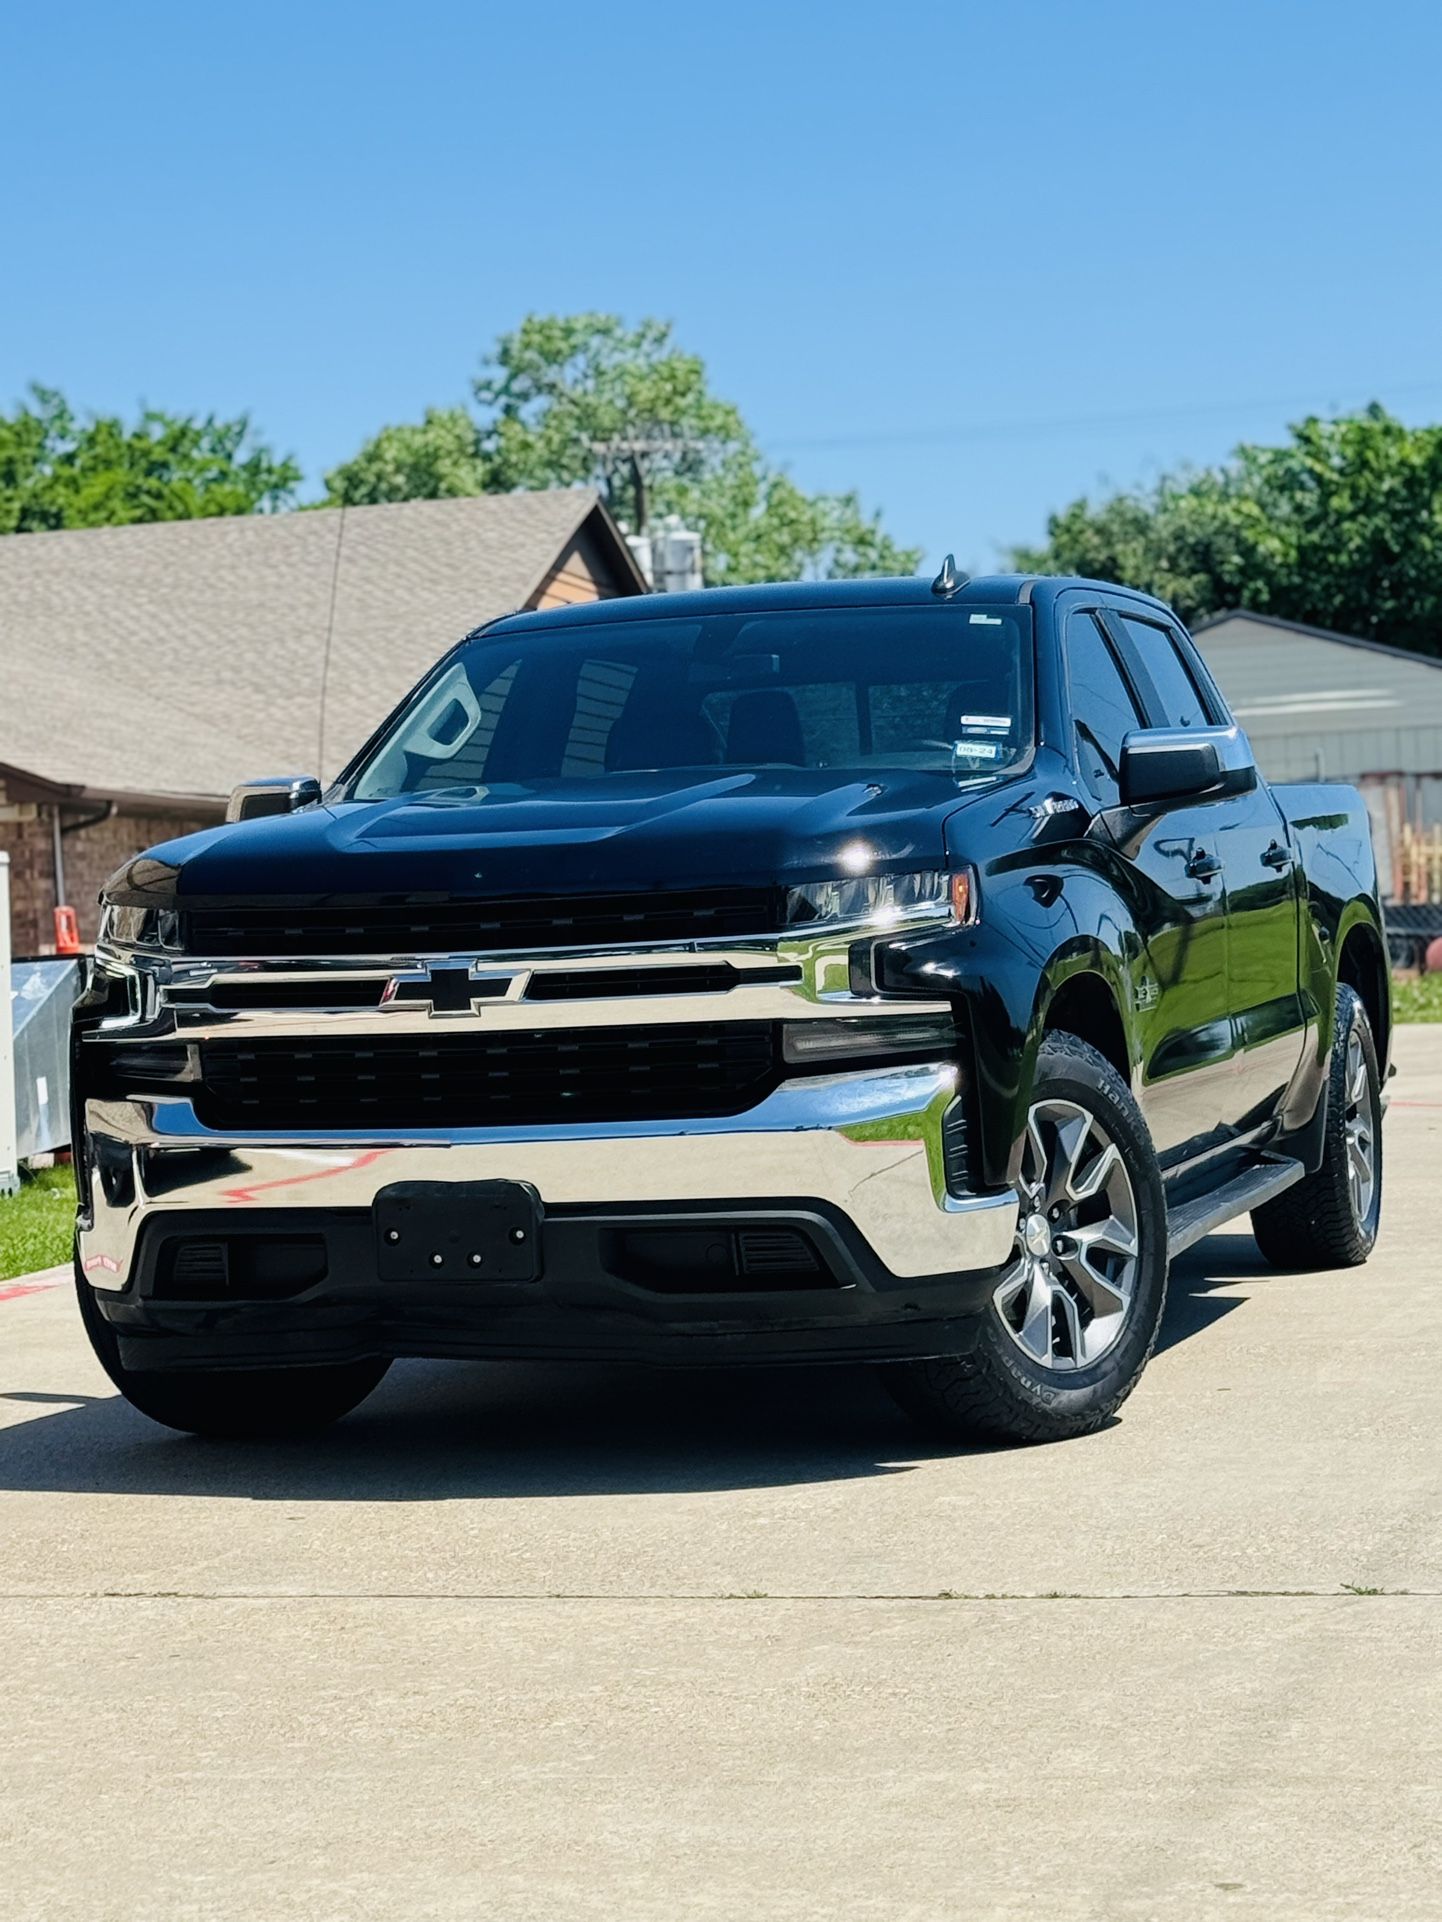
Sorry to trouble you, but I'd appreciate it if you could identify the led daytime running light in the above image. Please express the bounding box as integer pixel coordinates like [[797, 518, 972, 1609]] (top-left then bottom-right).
[[786, 868, 973, 930]]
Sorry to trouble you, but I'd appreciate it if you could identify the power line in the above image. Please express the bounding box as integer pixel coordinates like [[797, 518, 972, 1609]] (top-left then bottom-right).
[[761, 377, 1442, 456], [316, 504, 347, 780]]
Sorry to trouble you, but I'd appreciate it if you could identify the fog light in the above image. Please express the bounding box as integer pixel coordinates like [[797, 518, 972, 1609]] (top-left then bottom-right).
[[781, 1014, 957, 1065], [105, 1043, 193, 1083]]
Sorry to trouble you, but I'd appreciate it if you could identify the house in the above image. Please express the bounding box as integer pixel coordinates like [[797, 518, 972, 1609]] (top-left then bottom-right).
[[1193, 610, 1442, 904], [0, 491, 647, 955]]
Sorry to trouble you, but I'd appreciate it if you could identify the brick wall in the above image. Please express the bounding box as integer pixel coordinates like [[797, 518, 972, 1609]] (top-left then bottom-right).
[[1, 795, 220, 956], [0, 809, 54, 959]]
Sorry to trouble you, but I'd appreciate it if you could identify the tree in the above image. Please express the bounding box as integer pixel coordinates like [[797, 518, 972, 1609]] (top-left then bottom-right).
[[0, 385, 300, 534], [316, 406, 485, 506], [1010, 405, 1442, 656], [323, 313, 921, 584]]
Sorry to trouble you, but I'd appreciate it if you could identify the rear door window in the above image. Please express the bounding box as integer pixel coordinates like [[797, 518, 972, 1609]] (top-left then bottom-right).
[[1112, 615, 1213, 729]]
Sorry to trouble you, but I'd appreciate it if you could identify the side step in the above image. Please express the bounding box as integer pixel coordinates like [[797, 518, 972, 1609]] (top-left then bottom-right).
[[1165, 1156, 1305, 1260]]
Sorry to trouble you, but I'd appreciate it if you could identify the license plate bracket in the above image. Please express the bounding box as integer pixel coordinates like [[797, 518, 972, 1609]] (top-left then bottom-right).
[[375, 1180, 542, 1283]]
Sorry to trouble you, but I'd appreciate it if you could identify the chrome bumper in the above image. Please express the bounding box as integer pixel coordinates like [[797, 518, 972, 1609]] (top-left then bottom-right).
[[79, 1061, 1018, 1292]]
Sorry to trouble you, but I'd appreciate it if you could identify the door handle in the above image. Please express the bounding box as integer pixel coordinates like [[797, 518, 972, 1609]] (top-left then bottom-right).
[[1186, 849, 1223, 882], [1261, 840, 1293, 871]]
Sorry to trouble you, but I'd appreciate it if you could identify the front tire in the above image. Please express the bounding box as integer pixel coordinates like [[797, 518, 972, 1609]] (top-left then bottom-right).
[[75, 1264, 390, 1438], [884, 1031, 1169, 1445], [1251, 984, 1382, 1270]]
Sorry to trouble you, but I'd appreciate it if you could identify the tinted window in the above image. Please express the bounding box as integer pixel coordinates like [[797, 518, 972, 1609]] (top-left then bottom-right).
[[1065, 612, 1144, 804], [701, 682, 861, 767], [1115, 616, 1211, 729], [352, 606, 1035, 798]]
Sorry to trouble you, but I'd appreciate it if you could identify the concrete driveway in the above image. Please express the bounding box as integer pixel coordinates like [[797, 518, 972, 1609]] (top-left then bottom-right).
[[2, 1031, 1439, 1921]]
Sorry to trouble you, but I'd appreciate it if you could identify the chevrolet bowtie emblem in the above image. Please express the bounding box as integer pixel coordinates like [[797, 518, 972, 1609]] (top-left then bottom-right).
[[381, 965, 518, 1017]]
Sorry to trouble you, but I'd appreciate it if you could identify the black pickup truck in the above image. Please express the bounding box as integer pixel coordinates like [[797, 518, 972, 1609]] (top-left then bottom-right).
[[72, 566, 1390, 1444]]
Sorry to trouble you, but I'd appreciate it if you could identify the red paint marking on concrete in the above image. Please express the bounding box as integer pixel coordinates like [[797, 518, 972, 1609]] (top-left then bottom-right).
[[219, 1147, 393, 1204], [1389, 1099, 1442, 1110], [0, 1279, 63, 1303]]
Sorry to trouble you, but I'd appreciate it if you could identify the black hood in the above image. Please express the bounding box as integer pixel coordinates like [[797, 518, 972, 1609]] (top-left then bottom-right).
[[109, 769, 983, 907]]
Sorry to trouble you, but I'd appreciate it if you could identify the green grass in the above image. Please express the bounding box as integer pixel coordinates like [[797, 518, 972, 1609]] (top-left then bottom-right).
[[0, 1164, 76, 1283], [1392, 972, 1442, 1022]]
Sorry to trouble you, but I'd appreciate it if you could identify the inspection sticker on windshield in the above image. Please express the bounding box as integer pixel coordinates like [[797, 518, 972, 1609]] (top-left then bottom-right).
[[969, 613, 1004, 625], [953, 739, 1003, 760], [957, 714, 1010, 732]]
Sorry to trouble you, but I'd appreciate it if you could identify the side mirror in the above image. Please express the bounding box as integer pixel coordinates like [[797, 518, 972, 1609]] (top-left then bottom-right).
[[1118, 727, 1256, 808], [225, 775, 323, 823]]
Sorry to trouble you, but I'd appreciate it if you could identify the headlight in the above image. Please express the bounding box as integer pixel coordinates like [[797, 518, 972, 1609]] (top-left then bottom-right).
[[98, 904, 179, 950], [785, 867, 975, 930]]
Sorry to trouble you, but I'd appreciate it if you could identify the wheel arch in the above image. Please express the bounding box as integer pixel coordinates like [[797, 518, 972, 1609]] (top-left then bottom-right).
[[1038, 967, 1131, 1085], [1003, 949, 1138, 1187], [1336, 911, 1391, 1067]]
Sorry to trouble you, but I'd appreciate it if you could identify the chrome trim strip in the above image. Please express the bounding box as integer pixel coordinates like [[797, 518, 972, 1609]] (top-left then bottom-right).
[[91, 920, 957, 1038], [78, 1063, 1017, 1291], [144, 990, 954, 1040]]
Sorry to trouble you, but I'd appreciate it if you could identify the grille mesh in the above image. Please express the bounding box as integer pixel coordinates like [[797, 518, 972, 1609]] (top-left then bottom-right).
[[182, 888, 783, 958], [195, 1023, 779, 1129]]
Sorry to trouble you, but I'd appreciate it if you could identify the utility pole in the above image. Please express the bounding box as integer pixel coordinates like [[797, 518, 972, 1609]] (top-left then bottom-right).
[[587, 434, 711, 592], [586, 433, 709, 539]]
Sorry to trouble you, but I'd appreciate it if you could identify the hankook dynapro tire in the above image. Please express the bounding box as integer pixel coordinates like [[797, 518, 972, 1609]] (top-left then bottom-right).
[[883, 1030, 1169, 1444], [1251, 984, 1382, 1271]]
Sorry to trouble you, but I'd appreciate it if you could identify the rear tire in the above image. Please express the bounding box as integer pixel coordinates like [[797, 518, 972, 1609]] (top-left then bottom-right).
[[883, 1030, 1168, 1445], [75, 1264, 390, 1438], [1251, 985, 1382, 1270]]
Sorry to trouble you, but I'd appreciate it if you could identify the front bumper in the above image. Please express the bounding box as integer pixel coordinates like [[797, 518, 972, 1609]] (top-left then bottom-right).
[[78, 1061, 1019, 1369]]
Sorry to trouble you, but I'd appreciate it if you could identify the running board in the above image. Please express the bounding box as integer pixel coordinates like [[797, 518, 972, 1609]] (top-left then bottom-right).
[[1166, 1156, 1305, 1260]]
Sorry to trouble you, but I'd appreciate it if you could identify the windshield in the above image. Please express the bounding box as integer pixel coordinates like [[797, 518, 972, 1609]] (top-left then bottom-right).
[[349, 604, 1034, 799]]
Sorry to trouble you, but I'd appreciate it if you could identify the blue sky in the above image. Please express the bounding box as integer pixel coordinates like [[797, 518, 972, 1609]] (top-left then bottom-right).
[[4, 0, 1440, 572]]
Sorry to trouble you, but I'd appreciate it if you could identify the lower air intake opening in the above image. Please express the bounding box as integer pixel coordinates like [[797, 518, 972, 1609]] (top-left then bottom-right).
[[602, 1224, 837, 1294]]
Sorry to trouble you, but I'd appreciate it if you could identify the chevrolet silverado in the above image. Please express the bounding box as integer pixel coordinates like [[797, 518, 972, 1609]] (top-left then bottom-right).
[[71, 565, 1391, 1443]]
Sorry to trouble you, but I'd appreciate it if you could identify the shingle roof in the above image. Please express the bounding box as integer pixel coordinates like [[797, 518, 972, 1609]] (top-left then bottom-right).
[[0, 490, 633, 798], [1193, 607, 1442, 667]]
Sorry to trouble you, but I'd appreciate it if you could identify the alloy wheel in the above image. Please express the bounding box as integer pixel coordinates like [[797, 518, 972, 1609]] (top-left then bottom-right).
[[994, 1098, 1140, 1372], [1343, 1028, 1376, 1226]]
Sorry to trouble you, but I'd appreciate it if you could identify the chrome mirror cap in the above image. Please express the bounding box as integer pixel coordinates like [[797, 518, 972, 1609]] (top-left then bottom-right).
[[225, 775, 323, 824], [1118, 726, 1256, 809]]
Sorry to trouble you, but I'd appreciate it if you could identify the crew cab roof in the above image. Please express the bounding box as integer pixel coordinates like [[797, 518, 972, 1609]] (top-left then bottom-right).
[[478, 572, 1178, 638]]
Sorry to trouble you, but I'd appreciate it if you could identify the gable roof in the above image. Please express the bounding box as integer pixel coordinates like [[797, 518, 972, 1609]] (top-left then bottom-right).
[[1193, 606, 1442, 669], [1189, 608, 1442, 756], [0, 490, 646, 800]]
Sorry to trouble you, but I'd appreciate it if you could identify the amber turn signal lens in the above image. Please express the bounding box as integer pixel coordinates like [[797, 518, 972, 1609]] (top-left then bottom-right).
[[950, 867, 979, 925]]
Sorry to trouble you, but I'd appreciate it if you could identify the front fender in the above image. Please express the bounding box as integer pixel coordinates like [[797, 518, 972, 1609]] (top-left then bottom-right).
[[877, 845, 1143, 1190]]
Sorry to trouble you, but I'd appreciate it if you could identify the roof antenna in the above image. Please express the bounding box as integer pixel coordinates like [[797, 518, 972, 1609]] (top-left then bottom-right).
[[931, 552, 967, 597]]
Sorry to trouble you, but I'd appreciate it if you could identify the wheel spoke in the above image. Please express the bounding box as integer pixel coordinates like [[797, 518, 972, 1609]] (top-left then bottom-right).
[[1075, 1213, 1138, 1261], [994, 1258, 1030, 1317], [1347, 1043, 1368, 1111], [1051, 1111, 1095, 1208], [1062, 1223, 1133, 1316], [1068, 1139, 1120, 1204], [1018, 1110, 1049, 1204], [1017, 1269, 1055, 1363], [1055, 1286, 1086, 1368]]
